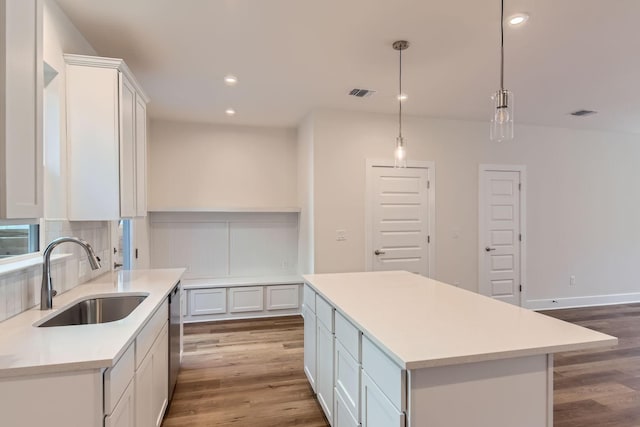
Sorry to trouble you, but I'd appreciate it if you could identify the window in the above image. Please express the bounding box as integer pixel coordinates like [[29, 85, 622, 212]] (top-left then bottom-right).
[[0, 224, 39, 259]]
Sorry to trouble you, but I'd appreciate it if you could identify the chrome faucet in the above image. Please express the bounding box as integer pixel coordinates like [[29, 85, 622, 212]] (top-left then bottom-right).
[[41, 237, 101, 310]]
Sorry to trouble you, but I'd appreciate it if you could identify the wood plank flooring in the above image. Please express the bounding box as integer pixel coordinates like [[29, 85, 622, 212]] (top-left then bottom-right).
[[162, 316, 327, 427], [544, 303, 640, 427], [164, 304, 640, 426]]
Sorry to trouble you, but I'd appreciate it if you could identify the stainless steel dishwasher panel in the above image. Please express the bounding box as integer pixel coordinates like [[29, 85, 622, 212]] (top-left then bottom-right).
[[168, 282, 181, 401]]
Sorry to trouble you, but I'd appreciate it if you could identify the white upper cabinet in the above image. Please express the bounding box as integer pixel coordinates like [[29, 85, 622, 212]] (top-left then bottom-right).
[[65, 54, 149, 220], [0, 0, 44, 220]]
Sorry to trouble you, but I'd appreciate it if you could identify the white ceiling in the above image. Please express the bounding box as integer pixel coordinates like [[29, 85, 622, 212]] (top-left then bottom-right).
[[55, 0, 640, 133]]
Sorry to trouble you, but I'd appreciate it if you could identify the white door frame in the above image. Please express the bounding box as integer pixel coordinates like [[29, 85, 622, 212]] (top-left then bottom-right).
[[365, 159, 436, 278], [478, 164, 527, 306]]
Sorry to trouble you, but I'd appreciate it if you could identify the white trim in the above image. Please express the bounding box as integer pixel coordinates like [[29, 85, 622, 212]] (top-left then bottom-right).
[[478, 164, 527, 306], [365, 159, 436, 278], [147, 207, 301, 213], [527, 292, 640, 311]]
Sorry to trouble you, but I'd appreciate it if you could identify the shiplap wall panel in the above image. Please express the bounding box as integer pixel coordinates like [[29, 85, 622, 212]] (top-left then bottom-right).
[[149, 221, 228, 279], [229, 221, 298, 276], [149, 212, 298, 279]]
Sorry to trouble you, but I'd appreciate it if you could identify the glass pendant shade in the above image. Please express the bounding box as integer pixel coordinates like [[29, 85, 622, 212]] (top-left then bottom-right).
[[394, 136, 407, 168], [490, 89, 514, 142]]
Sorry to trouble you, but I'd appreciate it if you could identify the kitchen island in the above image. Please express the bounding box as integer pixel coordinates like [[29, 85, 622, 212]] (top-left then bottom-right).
[[303, 271, 617, 427]]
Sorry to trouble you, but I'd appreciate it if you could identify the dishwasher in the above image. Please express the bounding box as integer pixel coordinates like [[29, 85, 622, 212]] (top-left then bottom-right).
[[168, 282, 181, 401]]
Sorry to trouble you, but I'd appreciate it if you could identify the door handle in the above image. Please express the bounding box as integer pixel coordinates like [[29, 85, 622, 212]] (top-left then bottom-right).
[[114, 262, 123, 269], [374, 249, 386, 255], [485, 247, 496, 252]]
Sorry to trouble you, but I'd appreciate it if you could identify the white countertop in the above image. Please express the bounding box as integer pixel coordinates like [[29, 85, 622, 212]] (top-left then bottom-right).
[[182, 275, 303, 289], [303, 271, 618, 370], [0, 268, 184, 378]]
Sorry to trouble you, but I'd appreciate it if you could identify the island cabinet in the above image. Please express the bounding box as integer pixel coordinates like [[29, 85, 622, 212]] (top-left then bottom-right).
[[0, 0, 43, 219], [303, 271, 618, 427], [65, 54, 149, 220]]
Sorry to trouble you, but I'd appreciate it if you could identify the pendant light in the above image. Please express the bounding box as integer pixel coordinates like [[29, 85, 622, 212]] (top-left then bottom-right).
[[393, 40, 409, 167], [490, 0, 514, 142]]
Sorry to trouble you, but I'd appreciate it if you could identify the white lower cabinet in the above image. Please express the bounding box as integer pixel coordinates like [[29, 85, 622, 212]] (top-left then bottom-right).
[[335, 388, 360, 427], [316, 319, 334, 424], [229, 286, 264, 313], [335, 339, 360, 421], [105, 380, 135, 427], [185, 282, 303, 322], [190, 288, 227, 315], [303, 282, 407, 427], [361, 371, 405, 427], [135, 322, 169, 427], [303, 305, 317, 392]]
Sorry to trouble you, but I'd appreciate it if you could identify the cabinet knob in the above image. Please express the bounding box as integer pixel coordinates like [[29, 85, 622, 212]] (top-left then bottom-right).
[[374, 249, 386, 255]]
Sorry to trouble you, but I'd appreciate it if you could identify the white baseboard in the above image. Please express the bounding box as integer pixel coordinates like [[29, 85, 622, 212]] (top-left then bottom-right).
[[526, 292, 640, 311]]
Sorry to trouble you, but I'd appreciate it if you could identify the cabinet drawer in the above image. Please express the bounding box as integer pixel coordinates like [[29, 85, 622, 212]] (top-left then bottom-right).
[[266, 285, 299, 310], [361, 336, 406, 412], [189, 288, 226, 316], [104, 342, 135, 415], [361, 371, 405, 427], [335, 311, 361, 361], [105, 379, 135, 427], [335, 339, 360, 422], [136, 299, 168, 368], [229, 286, 264, 313], [303, 283, 316, 313], [316, 296, 334, 332], [335, 387, 360, 427]]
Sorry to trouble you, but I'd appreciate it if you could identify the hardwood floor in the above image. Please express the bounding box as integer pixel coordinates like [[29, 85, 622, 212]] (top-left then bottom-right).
[[544, 303, 640, 427], [162, 316, 327, 427], [164, 304, 640, 426]]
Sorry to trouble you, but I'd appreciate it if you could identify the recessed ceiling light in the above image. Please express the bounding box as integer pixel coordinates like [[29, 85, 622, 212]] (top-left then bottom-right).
[[224, 75, 238, 86], [397, 93, 408, 101], [508, 13, 529, 26], [225, 108, 236, 116]]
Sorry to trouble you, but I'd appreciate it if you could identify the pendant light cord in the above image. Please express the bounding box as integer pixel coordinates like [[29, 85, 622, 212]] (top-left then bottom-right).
[[399, 47, 403, 138], [500, 0, 505, 90]]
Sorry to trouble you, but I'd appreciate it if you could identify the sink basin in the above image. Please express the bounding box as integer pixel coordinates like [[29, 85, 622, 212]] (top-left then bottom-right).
[[37, 294, 148, 327]]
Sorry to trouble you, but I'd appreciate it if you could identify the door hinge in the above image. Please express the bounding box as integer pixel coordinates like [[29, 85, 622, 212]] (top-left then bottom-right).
[[519, 284, 523, 292], [518, 183, 522, 191], [427, 180, 430, 189], [427, 235, 431, 244], [519, 233, 522, 242]]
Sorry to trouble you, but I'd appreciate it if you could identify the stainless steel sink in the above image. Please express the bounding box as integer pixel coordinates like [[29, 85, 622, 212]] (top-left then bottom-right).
[[37, 294, 148, 327]]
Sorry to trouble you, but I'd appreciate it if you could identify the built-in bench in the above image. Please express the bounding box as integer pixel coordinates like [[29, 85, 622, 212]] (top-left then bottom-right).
[[182, 275, 303, 322]]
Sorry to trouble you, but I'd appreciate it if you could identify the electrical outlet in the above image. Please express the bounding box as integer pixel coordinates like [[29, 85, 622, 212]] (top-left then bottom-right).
[[570, 275, 576, 286], [336, 230, 347, 241]]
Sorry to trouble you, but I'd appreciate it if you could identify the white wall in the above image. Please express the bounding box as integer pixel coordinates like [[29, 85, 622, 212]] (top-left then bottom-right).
[[148, 120, 297, 210], [297, 114, 314, 274], [305, 109, 640, 309]]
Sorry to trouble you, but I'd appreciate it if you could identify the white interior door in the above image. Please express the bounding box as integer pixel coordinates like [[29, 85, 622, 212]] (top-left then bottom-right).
[[479, 167, 523, 306], [368, 165, 431, 276]]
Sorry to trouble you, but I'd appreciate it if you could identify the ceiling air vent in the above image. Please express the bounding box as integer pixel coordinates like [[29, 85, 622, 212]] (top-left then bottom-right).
[[349, 88, 376, 98], [570, 110, 598, 117]]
